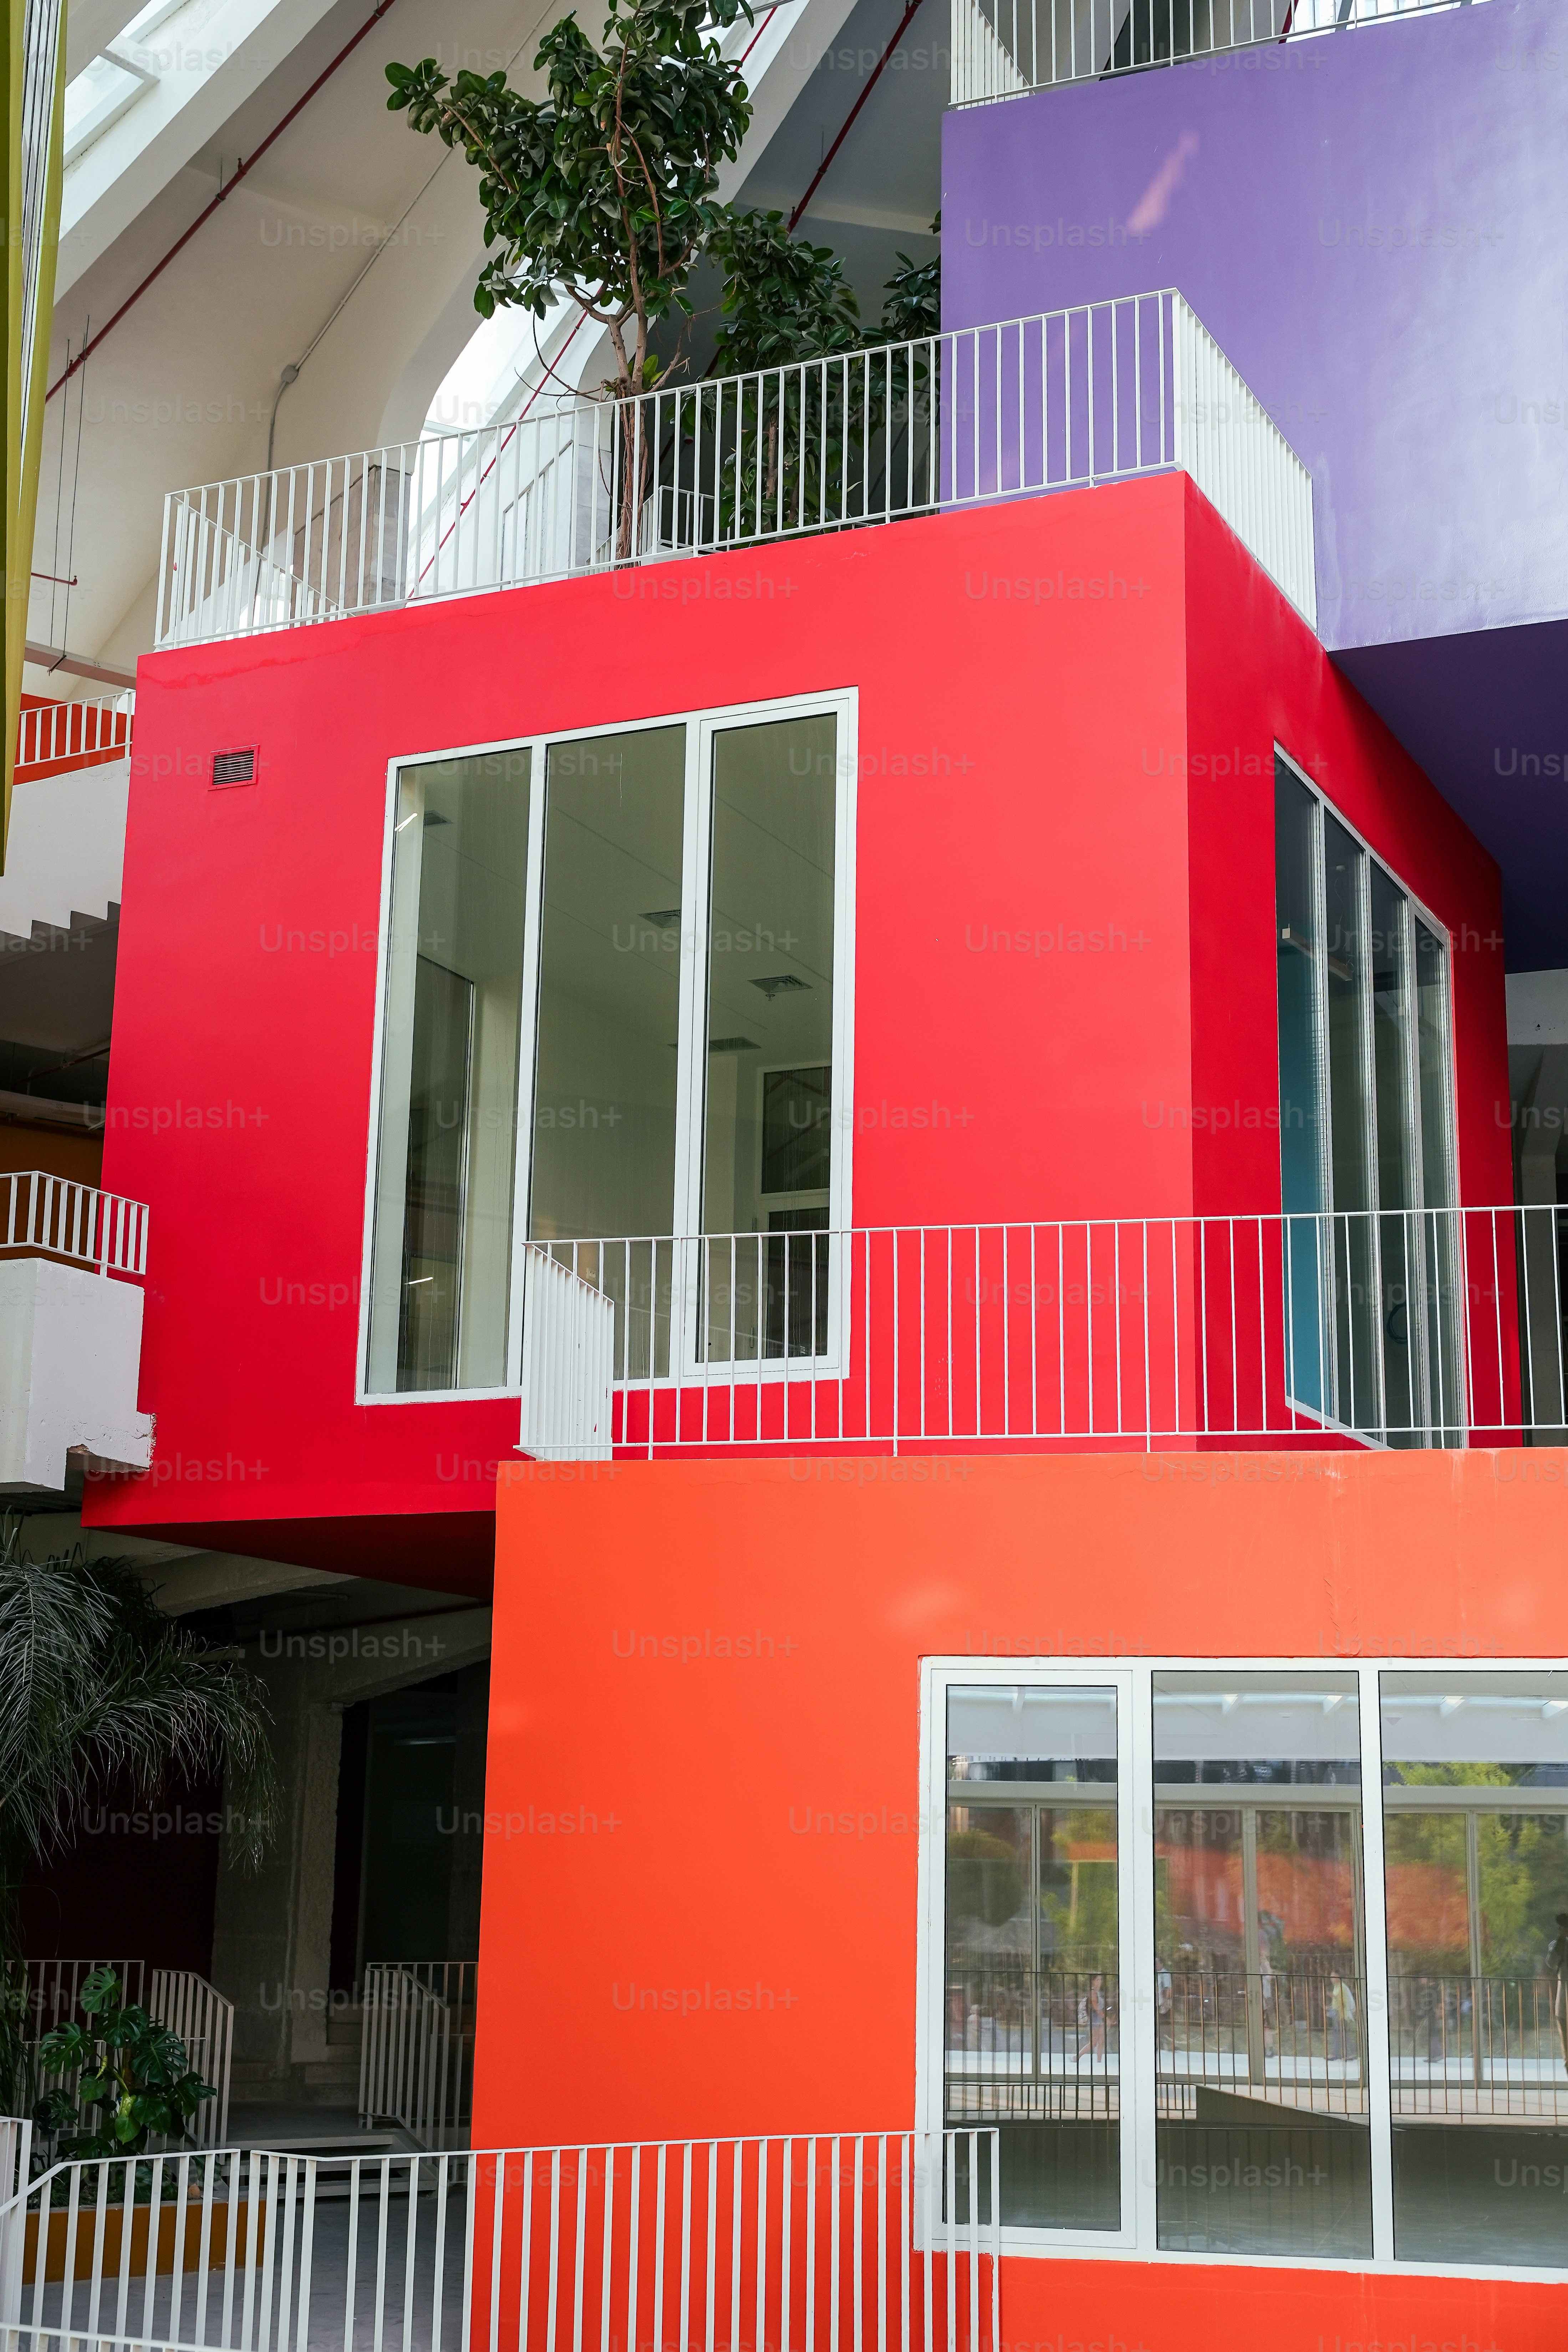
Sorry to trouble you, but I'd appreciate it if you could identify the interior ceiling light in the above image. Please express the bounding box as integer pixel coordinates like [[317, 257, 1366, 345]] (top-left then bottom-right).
[[752, 974, 809, 999], [423, 811, 450, 828], [641, 908, 681, 928], [708, 1036, 759, 1054]]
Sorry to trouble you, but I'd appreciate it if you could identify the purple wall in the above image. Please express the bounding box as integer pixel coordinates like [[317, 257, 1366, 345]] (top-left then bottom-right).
[[941, 0, 1568, 968], [942, 0, 1568, 655]]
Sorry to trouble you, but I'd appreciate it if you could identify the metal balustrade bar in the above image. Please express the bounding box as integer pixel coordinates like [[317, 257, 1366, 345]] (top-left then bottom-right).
[[157, 292, 1314, 650], [951, 0, 1495, 105], [517, 1206, 1564, 1458]]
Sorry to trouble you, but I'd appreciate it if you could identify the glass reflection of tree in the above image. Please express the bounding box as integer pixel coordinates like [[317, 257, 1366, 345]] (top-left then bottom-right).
[[1387, 1765, 1568, 1976], [1040, 1810, 1118, 1973], [948, 1827, 1027, 1936]]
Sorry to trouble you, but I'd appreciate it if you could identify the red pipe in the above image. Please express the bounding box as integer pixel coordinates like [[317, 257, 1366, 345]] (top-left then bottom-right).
[[46, 0, 400, 402], [789, 0, 928, 231]]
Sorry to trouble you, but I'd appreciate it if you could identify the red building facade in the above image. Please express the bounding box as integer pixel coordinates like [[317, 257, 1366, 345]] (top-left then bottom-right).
[[83, 473, 1557, 2345]]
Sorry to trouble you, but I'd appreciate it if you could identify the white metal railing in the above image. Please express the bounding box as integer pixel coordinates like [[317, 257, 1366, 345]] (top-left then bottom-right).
[[0, 2132, 999, 2352], [951, 0, 1493, 102], [146, 1976, 233, 2153], [0, 1176, 148, 1278], [21, 1966, 232, 2152], [157, 291, 1314, 646], [14, 697, 133, 782], [356, 1965, 475, 2153], [521, 1207, 1564, 1458], [21, 1964, 146, 2039]]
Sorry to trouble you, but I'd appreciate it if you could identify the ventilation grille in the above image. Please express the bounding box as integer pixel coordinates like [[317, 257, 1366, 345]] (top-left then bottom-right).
[[211, 746, 257, 788]]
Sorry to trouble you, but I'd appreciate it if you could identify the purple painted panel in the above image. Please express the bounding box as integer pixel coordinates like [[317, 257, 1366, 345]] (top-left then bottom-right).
[[1337, 620, 1568, 971], [942, 0, 1568, 655]]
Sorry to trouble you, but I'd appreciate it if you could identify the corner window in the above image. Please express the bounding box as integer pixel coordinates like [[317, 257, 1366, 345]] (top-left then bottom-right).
[[1273, 752, 1460, 1445], [364, 698, 853, 1398]]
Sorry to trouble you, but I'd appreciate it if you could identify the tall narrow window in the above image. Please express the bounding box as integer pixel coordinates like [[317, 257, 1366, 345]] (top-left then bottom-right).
[[529, 727, 685, 1377], [1381, 1672, 1568, 2269], [1152, 1672, 1370, 2259], [945, 1685, 1121, 2231], [702, 712, 838, 1362], [367, 751, 531, 1393], [1273, 753, 1458, 1442]]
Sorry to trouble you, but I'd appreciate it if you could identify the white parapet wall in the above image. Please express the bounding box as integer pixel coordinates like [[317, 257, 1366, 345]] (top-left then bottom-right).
[[0, 1257, 155, 1490]]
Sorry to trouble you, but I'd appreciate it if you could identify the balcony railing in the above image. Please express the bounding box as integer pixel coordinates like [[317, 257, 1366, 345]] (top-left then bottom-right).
[[519, 1207, 1566, 1460], [0, 2132, 1000, 2352], [14, 695, 133, 786], [0, 1174, 148, 1278], [157, 290, 1314, 651], [952, 0, 1493, 105]]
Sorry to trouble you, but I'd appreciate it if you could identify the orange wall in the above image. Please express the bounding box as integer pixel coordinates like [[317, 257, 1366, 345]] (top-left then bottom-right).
[[0, 1125, 105, 1184], [479, 1447, 1568, 2346]]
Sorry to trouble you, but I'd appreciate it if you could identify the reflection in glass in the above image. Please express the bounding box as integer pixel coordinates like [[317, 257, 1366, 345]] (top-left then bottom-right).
[[1323, 815, 1378, 1427], [529, 727, 685, 1378], [945, 1687, 1119, 2231], [367, 752, 530, 1393], [702, 714, 837, 1361], [1153, 1674, 1370, 2258], [1274, 756, 1458, 1444], [1276, 764, 1328, 1415], [1382, 1673, 1568, 2266]]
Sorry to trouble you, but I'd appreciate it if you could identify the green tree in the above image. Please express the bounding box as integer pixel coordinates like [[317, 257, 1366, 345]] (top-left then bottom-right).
[[708, 209, 862, 375], [386, 0, 753, 401], [0, 1514, 277, 2110], [876, 219, 941, 346], [946, 1827, 1024, 1931]]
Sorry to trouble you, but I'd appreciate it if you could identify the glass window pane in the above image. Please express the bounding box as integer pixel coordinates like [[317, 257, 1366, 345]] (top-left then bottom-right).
[[367, 751, 531, 1393], [1381, 1672, 1568, 2267], [945, 1687, 1119, 2232], [1412, 919, 1463, 1436], [703, 713, 837, 1361], [1275, 761, 1324, 1216], [1413, 923, 1455, 1212], [1322, 814, 1380, 1431], [1276, 762, 1329, 1420], [531, 728, 685, 1244], [1369, 867, 1418, 1436], [1153, 1673, 1370, 2259]]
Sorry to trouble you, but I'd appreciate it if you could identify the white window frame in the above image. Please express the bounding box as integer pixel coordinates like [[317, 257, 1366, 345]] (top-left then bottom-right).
[[918, 1653, 1568, 2283], [356, 691, 857, 1405]]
